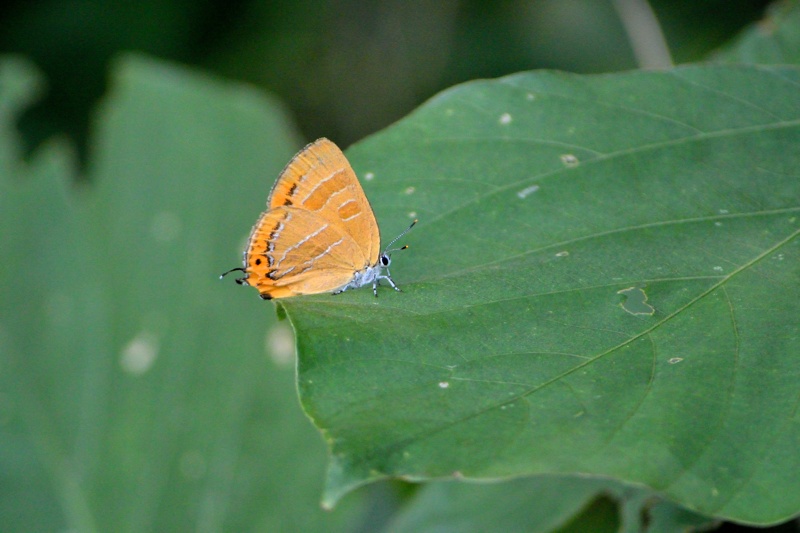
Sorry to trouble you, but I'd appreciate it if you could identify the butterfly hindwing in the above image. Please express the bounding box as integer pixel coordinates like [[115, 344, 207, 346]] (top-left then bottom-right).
[[244, 206, 368, 299]]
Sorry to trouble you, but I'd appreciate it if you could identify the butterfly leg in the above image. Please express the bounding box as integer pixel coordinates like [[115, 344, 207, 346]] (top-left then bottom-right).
[[380, 272, 402, 293]]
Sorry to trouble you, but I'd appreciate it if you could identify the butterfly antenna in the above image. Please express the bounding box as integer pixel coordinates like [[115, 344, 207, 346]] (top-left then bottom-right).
[[219, 267, 246, 280], [384, 219, 417, 252]]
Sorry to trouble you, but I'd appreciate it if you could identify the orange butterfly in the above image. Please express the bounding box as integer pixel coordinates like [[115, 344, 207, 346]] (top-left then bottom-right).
[[221, 138, 415, 299]]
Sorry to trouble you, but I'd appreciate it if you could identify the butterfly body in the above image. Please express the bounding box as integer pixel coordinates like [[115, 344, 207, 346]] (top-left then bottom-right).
[[332, 252, 398, 297], [222, 138, 414, 300]]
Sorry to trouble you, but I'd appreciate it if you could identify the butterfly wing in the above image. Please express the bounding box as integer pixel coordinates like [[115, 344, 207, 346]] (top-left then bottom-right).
[[243, 206, 370, 299], [268, 138, 380, 264]]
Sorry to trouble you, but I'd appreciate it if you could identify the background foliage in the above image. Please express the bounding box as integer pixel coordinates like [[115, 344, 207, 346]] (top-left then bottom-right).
[[1, 1, 799, 532], [0, 0, 773, 158]]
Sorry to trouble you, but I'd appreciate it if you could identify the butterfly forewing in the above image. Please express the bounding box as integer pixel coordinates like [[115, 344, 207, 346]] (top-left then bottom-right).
[[268, 138, 380, 264], [244, 206, 368, 299]]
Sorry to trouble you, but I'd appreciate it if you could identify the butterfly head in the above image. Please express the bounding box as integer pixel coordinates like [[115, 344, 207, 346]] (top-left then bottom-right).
[[378, 245, 406, 269]]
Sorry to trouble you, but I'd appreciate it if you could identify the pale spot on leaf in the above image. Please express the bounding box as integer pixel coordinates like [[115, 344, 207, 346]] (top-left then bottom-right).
[[266, 323, 295, 367], [617, 286, 655, 316], [517, 184, 540, 199], [560, 154, 579, 167], [120, 332, 159, 375]]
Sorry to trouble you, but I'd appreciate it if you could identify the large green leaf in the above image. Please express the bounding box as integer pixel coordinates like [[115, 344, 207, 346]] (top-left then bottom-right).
[[0, 55, 369, 532], [279, 64, 800, 525]]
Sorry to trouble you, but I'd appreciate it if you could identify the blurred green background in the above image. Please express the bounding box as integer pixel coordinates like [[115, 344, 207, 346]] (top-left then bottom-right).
[[0, 0, 771, 160], [2, 1, 794, 532]]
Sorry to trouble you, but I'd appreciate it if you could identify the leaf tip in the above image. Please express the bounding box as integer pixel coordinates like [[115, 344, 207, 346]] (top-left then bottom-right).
[[321, 453, 386, 510]]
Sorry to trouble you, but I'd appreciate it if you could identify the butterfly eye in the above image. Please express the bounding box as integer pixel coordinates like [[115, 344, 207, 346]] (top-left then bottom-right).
[[380, 254, 391, 267]]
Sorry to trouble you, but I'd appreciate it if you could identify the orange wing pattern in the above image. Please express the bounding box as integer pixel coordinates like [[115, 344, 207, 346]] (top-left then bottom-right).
[[243, 206, 369, 299], [268, 138, 380, 263], [235, 139, 381, 299]]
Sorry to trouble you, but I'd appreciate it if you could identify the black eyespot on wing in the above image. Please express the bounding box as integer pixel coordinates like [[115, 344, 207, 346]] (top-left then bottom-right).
[[255, 258, 262, 265], [259, 293, 273, 300]]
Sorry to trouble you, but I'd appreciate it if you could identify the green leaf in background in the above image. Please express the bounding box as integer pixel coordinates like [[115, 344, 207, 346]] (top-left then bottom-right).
[[281, 64, 800, 525], [0, 54, 371, 532], [386, 475, 719, 533], [714, 0, 800, 63], [386, 476, 617, 533]]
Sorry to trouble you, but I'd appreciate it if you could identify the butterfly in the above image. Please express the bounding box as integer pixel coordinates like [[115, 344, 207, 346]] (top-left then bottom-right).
[[221, 138, 415, 300]]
